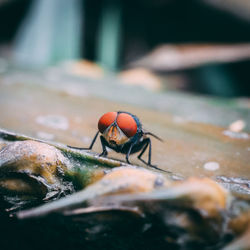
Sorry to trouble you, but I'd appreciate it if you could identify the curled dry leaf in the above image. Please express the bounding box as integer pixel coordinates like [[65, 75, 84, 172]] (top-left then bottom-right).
[[0, 140, 73, 204]]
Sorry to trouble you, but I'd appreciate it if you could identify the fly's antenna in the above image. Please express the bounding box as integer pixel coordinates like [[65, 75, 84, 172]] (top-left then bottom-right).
[[144, 131, 163, 142]]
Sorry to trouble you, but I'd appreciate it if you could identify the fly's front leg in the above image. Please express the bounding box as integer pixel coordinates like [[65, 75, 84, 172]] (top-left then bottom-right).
[[88, 131, 100, 150], [68, 131, 99, 150], [99, 136, 108, 157], [126, 144, 134, 165]]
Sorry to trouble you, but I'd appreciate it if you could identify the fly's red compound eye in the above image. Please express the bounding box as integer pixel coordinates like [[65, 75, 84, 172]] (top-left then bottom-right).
[[98, 112, 117, 133], [116, 113, 137, 137]]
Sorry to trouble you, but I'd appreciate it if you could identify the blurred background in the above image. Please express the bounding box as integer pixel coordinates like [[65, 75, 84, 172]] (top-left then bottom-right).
[[0, 0, 249, 195], [0, 0, 250, 97]]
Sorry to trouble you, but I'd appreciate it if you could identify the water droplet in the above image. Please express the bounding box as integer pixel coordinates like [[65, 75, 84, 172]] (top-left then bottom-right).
[[203, 162, 220, 171], [223, 130, 249, 140], [154, 177, 164, 187], [228, 120, 245, 132], [36, 115, 69, 130]]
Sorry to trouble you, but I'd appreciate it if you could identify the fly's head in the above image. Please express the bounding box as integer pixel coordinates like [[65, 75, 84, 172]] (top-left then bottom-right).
[[98, 111, 139, 147]]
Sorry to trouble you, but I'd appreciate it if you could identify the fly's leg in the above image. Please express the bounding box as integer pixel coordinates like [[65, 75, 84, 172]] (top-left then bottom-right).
[[137, 138, 150, 165], [137, 138, 167, 172], [125, 144, 134, 165], [88, 131, 100, 150], [67, 131, 99, 150], [99, 136, 108, 157]]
